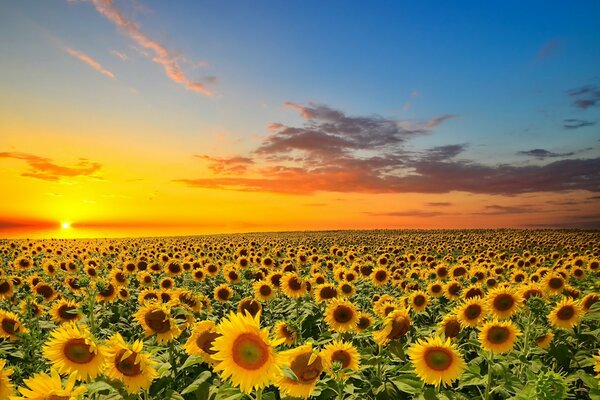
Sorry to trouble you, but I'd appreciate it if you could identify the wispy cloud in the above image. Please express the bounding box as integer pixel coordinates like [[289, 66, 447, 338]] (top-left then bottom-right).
[[65, 47, 114, 78], [536, 39, 562, 61], [110, 49, 128, 61], [567, 85, 600, 109], [195, 155, 254, 175], [176, 102, 600, 196], [473, 205, 535, 215], [86, 0, 212, 95], [563, 119, 595, 130], [364, 210, 448, 218], [0, 152, 102, 181], [517, 149, 574, 159]]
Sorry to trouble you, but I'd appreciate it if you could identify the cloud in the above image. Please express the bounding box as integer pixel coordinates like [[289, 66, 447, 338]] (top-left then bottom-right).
[[563, 119, 595, 130], [65, 47, 114, 78], [473, 205, 535, 215], [427, 202, 452, 207], [517, 149, 575, 159], [364, 210, 447, 218], [536, 39, 562, 61], [195, 155, 254, 175], [176, 102, 600, 196], [110, 49, 128, 61], [567, 85, 600, 109], [86, 0, 212, 95], [0, 152, 102, 181]]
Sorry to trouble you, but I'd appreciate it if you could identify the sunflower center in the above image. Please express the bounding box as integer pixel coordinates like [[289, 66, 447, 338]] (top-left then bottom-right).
[[36, 284, 54, 298], [0, 281, 10, 293], [64, 338, 95, 364], [556, 306, 575, 320], [375, 271, 387, 281], [115, 349, 142, 377], [333, 305, 354, 323], [548, 277, 563, 289], [58, 305, 78, 320], [487, 326, 509, 344], [288, 277, 302, 291], [465, 288, 483, 299], [331, 350, 351, 368], [448, 283, 461, 295], [144, 309, 171, 333], [232, 333, 269, 370], [464, 304, 482, 320], [358, 316, 371, 330], [444, 319, 461, 338], [240, 300, 261, 317], [320, 287, 337, 299], [413, 295, 426, 307], [424, 347, 453, 371], [431, 284, 442, 293], [388, 317, 410, 340], [493, 294, 515, 311], [259, 285, 272, 297], [196, 331, 221, 355], [217, 288, 230, 300], [290, 353, 323, 383], [100, 284, 115, 297]]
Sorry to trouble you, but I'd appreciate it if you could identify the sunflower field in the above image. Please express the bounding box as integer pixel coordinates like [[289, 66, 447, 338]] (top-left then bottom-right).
[[0, 230, 599, 400]]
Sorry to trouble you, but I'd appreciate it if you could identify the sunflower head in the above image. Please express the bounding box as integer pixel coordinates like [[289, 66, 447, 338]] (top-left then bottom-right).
[[486, 287, 523, 319], [548, 297, 583, 330], [14, 369, 86, 400], [105, 333, 157, 394], [407, 336, 466, 387], [184, 320, 222, 363], [238, 297, 262, 318], [277, 344, 323, 399], [133, 302, 181, 343], [455, 297, 486, 328], [478, 319, 521, 354], [320, 340, 360, 376], [324, 298, 359, 333], [373, 308, 411, 346]]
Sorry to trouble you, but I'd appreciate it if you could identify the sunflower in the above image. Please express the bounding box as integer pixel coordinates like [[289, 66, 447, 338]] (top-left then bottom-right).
[[237, 297, 262, 318], [594, 350, 600, 379], [274, 321, 297, 346], [486, 287, 522, 319], [338, 282, 355, 298], [542, 273, 565, 295], [213, 284, 233, 303], [314, 284, 338, 303], [0, 310, 26, 340], [191, 268, 205, 283], [428, 282, 444, 298], [159, 277, 175, 290], [548, 297, 583, 330], [104, 333, 157, 394], [138, 289, 160, 303], [439, 314, 461, 339], [174, 289, 202, 312], [324, 298, 359, 333], [133, 303, 181, 343], [184, 320, 221, 364], [224, 267, 242, 284], [0, 359, 14, 399], [407, 336, 466, 387], [211, 311, 282, 394], [109, 269, 129, 287], [281, 273, 307, 298], [534, 331, 554, 349], [581, 293, 600, 312], [409, 291, 429, 313], [253, 281, 276, 302], [479, 319, 521, 353], [96, 281, 118, 303], [455, 297, 487, 328], [0, 279, 14, 300], [320, 340, 360, 376], [33, 282, 57, 302], [12, 369, 86, 400], [50, 299, 81, 324], [277, 344, 323, 399], [373, 308, 411, 346], [356, 312, 374, 332], [444, 280, 462, 300], [371, 267, 389, 286], [42, 322, 106, 381]]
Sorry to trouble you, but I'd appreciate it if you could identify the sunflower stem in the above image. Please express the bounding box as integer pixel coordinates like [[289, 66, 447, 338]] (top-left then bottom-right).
[[168, 340, 178, 377], [88, 288, 97, 335], [483, 352, 494, 400], [520, 309, 532, 379], [337, 375, 345, 400], [255, 387, 263, 400]]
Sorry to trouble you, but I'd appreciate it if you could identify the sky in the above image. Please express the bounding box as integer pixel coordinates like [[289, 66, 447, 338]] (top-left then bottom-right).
[[0, 0, 599, 238]]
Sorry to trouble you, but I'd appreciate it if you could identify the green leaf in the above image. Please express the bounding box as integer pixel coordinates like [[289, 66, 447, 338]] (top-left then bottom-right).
[[181, 371, 213, 395], [181, 355, 204, 370], [390, 375, 423, 395]]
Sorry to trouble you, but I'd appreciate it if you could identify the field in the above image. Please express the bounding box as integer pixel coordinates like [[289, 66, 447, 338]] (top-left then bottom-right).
[[0, 229, 599, 400]]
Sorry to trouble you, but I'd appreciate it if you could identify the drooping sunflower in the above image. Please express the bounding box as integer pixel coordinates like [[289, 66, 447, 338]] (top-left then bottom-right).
[[455, 297, 487, 328], [253, 281, 276, 302], [213, 284, 234, 303], [104, 333, 157, 394], [277, 344, 323, 399], [174, 289, 203, 312], [280, 273, 307, 298], [42, 322, 106, 381], [486, 287, 523, 319], [0, 359, 14, 399], [274, 321, 297, 346], [324, 298, 359, 333], [373, 308, 411, 346], [133, 302, 181, 343], [479, 319, 521, 353], [534, 331, 554, 349], [96, 281, 118, 303], [409, 291, 429, 313], [407, 336, 466, 387], [581, 293, 600, 312], [548, 297, 583, 330], [320, 340, 360, 376], [211, 311, 282, 394], [12, 369, 86, 400], [0, 310, 26, 340], [184, 320, 221, 364], [50, 299, 81, 324]]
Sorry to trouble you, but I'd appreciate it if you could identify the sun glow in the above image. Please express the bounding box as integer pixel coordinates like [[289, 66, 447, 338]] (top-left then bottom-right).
[[61, 222, 71, 229]]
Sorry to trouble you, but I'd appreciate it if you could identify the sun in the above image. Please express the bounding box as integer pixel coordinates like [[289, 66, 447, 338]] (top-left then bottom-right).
[[61, 222, 70, 229]]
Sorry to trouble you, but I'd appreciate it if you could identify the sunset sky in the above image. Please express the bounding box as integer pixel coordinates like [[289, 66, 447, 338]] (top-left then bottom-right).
[[1, 0, 599, 238]]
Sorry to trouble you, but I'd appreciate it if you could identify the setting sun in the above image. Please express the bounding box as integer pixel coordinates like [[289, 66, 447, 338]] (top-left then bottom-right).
[[61, 222, 70, 229]]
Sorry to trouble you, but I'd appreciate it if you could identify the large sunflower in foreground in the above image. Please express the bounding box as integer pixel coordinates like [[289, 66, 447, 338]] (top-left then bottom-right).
[[42, 323, 106, 381], [324, 298, 359, 333], [407, 336, 466, 387], [104, 333, 157, 394], [184, 320, 222, 364], [478, 319, 521, 353], [277, 344, 323, 399], [373, 308, 411, 346], [133, 302, 181, 343], [12, 369, 86, 400], [0, 359, 14, 399], [548, 297, 584, 330], [211, 311, 282, 394], [320, 340, 360, 376]]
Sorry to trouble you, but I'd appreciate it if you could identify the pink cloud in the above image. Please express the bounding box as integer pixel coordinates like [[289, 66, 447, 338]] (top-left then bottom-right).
[[65, 47, 115, 78]]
